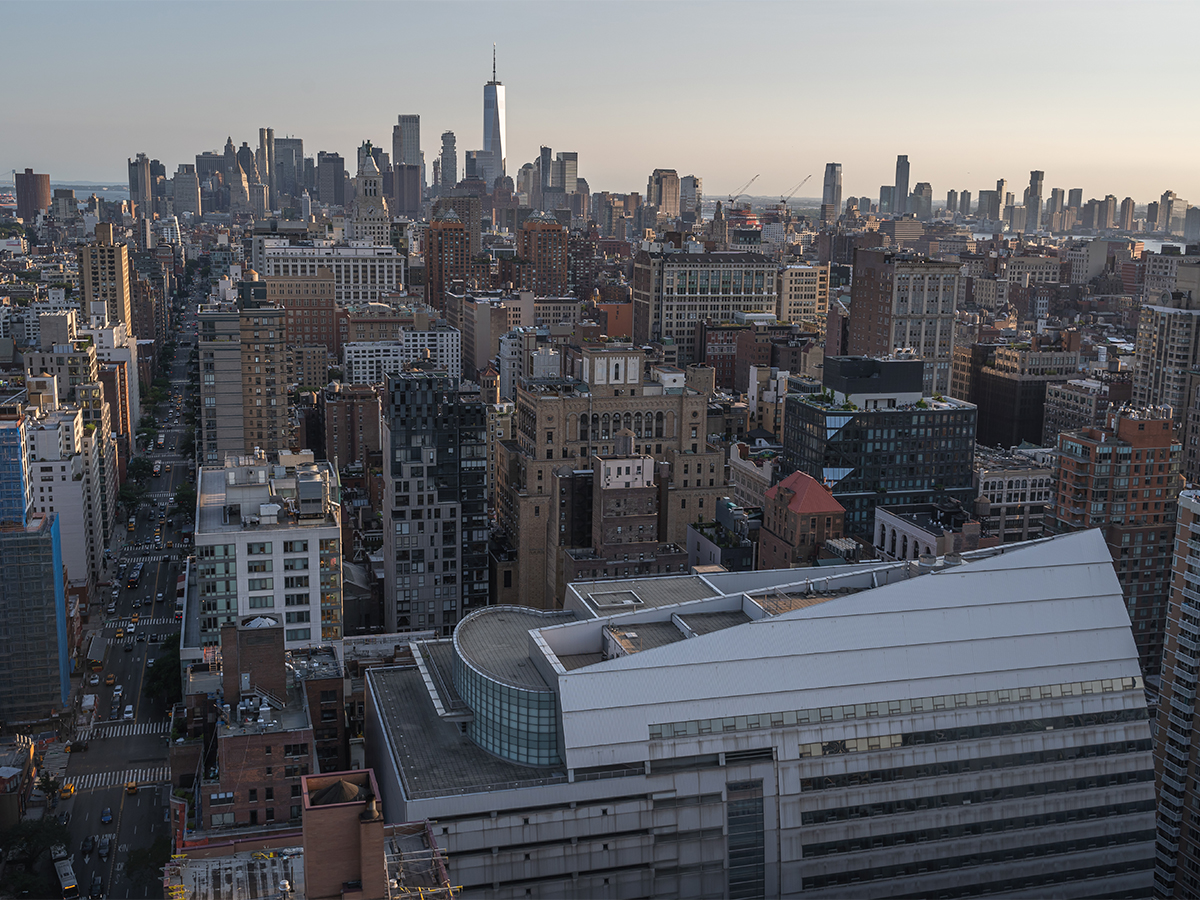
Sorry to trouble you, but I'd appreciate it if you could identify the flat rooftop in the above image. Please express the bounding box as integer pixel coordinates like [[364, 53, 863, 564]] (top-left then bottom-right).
[[369, 666, 568, 799], [575, 576, 719, 617], [454, 607, 574, 689], [197, 455, 338, 536]]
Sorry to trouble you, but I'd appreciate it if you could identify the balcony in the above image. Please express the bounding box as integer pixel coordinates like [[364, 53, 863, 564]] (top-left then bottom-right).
[[1162, 770, 1188, 794], [1162, 757, 1189, 780], [1160, 801, 1184, 825], [1170, 694, 1194, 717], [1175, 682, 1196, 701], [1167, 712, 1194, 733]]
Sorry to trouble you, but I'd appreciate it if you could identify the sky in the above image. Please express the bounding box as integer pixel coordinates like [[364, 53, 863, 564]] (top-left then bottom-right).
[[5, 1, 1200, 204]]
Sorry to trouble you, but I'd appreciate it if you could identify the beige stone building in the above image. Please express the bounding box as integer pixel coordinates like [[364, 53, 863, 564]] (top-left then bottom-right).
[[776, 262, 830, 326], [491, 343, 723, 610]]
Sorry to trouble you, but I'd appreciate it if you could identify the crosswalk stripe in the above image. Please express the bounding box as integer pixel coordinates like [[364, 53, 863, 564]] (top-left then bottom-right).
[[64, 765, 171, 790], [78, 721, 170, 740]]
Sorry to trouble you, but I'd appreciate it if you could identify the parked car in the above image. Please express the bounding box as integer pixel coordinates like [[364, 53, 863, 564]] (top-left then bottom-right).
[[90, 874, 104, 899], [58, 811, 70, 826]]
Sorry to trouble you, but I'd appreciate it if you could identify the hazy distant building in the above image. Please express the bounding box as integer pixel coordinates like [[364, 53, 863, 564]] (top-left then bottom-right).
[[316, 151, 345, 206], [440, 131, 457, 189], [172, 163, 201, 218], [820, 162, 842, 227], [647, 168, 681, 218], [14, 168, 51, 223], [78, 224, 133, 333], [1025, 170, 1044, 230], [893, 155, 910, 216]]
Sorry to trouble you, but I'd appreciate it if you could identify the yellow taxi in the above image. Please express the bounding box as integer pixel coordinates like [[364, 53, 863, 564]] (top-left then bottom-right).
[[130, 613, 139, 624], [105, 673, 116, 686], [125, 781, 138, 795], [59, 783, 75, 799], [114, 628, 124, 639]]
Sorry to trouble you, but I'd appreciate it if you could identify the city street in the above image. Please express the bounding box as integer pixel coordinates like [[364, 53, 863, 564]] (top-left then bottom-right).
[[56, 310, 196, 900]]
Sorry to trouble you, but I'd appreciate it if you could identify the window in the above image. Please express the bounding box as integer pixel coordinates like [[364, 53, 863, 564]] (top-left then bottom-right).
[[283, 558, 309, 570], [286, 610, 310, 624], [248, 595, 274, 609], [286, 627, 311, 641], [285, 743, 310, 757], [247, 578, 274, 591], [285, 593, 309, 606], [283, 540, 308, 553], [249, 788, 258, 803], [209, 792, 233, 805], [284, 575, 310, 588]]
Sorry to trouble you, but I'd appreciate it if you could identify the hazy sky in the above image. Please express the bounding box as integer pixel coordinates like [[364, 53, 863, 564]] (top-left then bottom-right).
[[6, 1, 1199, 203]]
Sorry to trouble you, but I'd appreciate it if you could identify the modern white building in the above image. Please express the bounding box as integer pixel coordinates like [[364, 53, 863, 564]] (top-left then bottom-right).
[[342, 328, 462, 384], [194, 451, 342, 650], [366, 530, 1154, 899]]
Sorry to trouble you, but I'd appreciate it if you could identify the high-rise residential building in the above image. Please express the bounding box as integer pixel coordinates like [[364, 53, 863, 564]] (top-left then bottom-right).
[[482, 49, 506, 188], [198, 302, 243, 464], [1024, 170, 1044, 230], [366, 529, 1155, 900], [1154, 487, 1200, 896], [820, 162, 842, 227], [1132, 271, 1200, 411], [518, 213, 568, 297], [893, 154, 910, 215], [273, 136, 304, 199], [425, 208, 477, 313], [439, 131, 457, 189], [237, 284, 289, 455], [847, 248, 960, 395], [14, 167, 51, 223], [1047, 186, 1066, 217], [490, 344, 722, 611], [381, 369, 487, 635], [258, 126, 276, 207], [775, 262, 830, 325], [1042, 377, 1132, 446], [78, 224, 134, 332], [347, 150, 390, 245], [646, 168, 681, 218], [631, 249, 777, 365], [194, 450, 342, 649], [1049, 405, 1181, 678], [81, 304, 142, 452], [959, 189, 972, 214], [172, 163, 201, 218], [320, 382, 381, 473], [342, 326, 462, 383], [1068, 187, 1084, 210], [945, 189, 958, 215], [1119, 196, 1136, 231], [265, 267, 338, 355], [782, 355, 977, 536], [316, 151, 345, 206]]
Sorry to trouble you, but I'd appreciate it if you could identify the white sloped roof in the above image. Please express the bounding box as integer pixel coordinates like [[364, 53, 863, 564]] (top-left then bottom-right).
[[556, 529, 1140, 764]]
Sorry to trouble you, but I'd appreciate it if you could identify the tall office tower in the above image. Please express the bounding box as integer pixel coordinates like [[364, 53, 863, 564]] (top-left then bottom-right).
[[1155, 488, 1200, 896], [258, 127, 276, 208], [847, 248, 960, 395], [1068, 187, 1084, 210], [783, 356, 976, 535], [272, 136, 303, 199], [482, 47, 506, 188], [959, 190, 972, 214], [127, 153, 153, 218], [878, 185, 894, 215], [14, 167, 51, 222], [679, 175, 702, 222], [394, 114, 421, 166], [347, 151, 390, 245], [945, 189, 958, 215], [893, 155, 910, 215], [911, 182, 933, 219], [820, 162, 842, 227], [1047, 186, 1066, 217], [518, 213, 569, 296], [490, 343, 722, 611], [381, 369, 487, 634], [1025, 170, 1045, 230], [1049, 406, 1181, 679], [78, 224, 133, 331], [194, 450, 342, 649], [0, 399, 67, 721], [646, 168, 681, 218], [551, 152, 578, 193], [172, 163, 201, 218], [538, 146, 553, 192], [237, 282, 288, 455], [315, 151, 345, 206], [1120, 196, 1136, 231], [439, 131, 458, 189], [195, 151, 223, 185]]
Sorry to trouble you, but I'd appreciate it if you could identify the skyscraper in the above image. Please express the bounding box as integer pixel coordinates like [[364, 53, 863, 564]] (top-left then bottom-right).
[[127, 153, 152, 218], [647, 168, 681, 218], [821, 162, 842, 227], [893, 155, 910, 215], [316, 151, 345, 206], [394, 114, 421, 166], [1068, 187, 1084, 209], [482, 46, 506, 188], [1025, 170, 1044, 230], [78, 224, 133, 332], [172, 163, 201, 218], [440, 131, 457, 189], [14, 168, 51, 222]]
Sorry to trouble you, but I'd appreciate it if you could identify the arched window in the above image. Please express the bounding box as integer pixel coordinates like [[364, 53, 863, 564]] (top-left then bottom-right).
[[634, 412, 643, 437], [579, 415, 588, 441], [623, 412, 633, 433], [601, 414, 610, 439], [655, 411, 664, 438], [613, 363, 620, 380], [901, 534, 908, 558]]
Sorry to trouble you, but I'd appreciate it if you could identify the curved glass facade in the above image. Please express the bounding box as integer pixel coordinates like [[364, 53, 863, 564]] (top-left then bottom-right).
[[452, 608, 561, 767]]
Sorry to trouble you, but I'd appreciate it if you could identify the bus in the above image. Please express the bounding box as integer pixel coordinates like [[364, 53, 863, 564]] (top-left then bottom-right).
[[127, 516, 137, 533], [153, 460, 162, 477], [127, 563, 143, 589], [52, 846, 78, 900]]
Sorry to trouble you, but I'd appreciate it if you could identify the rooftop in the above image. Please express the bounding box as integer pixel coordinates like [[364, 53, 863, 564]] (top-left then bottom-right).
[[197, 451, 339, 536], [164, 847, 304, 900], [765, 470, 846, 516], [454, 607, 574, 690]]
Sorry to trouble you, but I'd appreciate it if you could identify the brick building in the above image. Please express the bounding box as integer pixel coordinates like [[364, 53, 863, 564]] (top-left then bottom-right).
[[758, 470, 845, 569]]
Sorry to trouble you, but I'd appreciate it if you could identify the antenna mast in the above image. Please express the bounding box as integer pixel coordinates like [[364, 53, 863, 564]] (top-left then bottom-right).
[[492, 43, 496, 81]]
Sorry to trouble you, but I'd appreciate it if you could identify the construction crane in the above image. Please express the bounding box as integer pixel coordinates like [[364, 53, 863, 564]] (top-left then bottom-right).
[[780, 174, 813, 205], [727, 174, 760, 207]]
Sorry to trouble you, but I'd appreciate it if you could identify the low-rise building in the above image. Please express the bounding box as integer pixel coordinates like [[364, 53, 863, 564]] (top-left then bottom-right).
[[342, 327, 462, 384], [973, 445, 1054, 543], [758, 469, 845, 569], [874, 496, 999, 561]]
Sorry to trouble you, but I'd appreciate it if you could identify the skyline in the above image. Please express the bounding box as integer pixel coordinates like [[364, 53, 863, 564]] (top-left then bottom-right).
[[5, 1, 1200, 202]]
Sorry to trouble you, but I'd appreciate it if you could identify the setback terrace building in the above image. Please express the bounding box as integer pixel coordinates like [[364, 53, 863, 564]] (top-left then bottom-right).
[[366, 530, 1154, 900]]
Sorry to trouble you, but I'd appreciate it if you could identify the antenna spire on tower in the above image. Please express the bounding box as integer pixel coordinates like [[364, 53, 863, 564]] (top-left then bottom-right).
[[492, 43, 496, 81]]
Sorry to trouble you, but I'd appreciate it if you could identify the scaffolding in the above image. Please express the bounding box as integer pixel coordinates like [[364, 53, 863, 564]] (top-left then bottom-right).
[[385, 823, 458, 899]]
